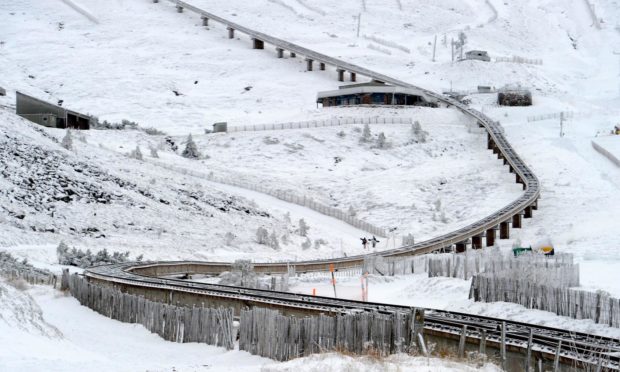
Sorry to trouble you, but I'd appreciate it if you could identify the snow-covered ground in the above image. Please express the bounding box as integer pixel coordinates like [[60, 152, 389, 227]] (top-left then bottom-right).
[[592, 135, 620, 167], [2, 0, 620, 370]]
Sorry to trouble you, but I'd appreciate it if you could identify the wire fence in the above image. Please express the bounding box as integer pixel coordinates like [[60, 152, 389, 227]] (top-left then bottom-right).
[[495, 56, 543, 65], [227, 116, 414, 133], [151, 160, 388, 237]]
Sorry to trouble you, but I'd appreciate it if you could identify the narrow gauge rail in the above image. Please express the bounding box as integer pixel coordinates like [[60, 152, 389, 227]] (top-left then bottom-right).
[[80, 0, 619, 369]]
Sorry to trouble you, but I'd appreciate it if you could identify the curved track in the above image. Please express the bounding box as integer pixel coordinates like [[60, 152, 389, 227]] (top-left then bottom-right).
[[82, 0, 618, 369]]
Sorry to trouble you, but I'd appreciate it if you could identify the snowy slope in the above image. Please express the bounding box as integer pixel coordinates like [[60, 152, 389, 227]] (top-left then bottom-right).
[[1, 0, 620, 370]]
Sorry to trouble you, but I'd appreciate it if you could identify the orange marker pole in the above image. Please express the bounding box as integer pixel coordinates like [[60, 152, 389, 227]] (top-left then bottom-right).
[[329, 263, 337, 298], [312, 288, 316, 296]]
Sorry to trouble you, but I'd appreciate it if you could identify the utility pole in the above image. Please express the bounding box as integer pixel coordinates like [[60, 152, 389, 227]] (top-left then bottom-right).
[[432, 35, 437, 62], [451, 38, 454, 63]]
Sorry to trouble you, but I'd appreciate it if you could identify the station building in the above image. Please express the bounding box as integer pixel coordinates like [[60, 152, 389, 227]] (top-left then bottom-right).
[[316, 82, 438, 108]]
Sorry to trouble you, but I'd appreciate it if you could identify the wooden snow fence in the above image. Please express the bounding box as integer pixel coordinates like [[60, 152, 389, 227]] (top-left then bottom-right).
[[66, 273, 234, 349], [239, 307, 424, 361], [363, 250, 576, 281], [363, 251, 494, 279], [471, 276, 620, 328], [0, 267, 57, 287]]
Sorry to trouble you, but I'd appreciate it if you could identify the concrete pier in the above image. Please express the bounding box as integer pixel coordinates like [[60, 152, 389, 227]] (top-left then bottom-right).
[[500, 221, 510, 239], [486, 228, 497, 247], [252, 38, 264, 49], [306, 58, 314, 71], [290, 52, 296, 58], [512, 214, 522, 228], [176, 5, 183, 12], [472, 235, 483, 249], [350, 72, 357, 82], [337, 69, 345, 82], [201, 15, 209, 26], [227, 27, 235, 39], [455, 241, 467, 253], [524, 206, 533, 218], [319, 62, 326, 70], [276, 48, 284, 58]]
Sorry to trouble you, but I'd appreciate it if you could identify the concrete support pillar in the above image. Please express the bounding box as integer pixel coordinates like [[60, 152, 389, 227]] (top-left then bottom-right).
[[532, 199, 538, 210], [337, 69, 345, 82], [500, 221, 510, 239], [306, 59, 314, 71], [516, 174, 523, 185], [455, 242, 467, 253], [276, 48, 284, 58], [201, 16, 209, 26], [176, 5, 183, 12], [503, 158, 508, 166], [350, 72, 357, 82], [472, 235, 483, 249], [486, 228, 497, 247], [290, 52, 296, 58], [524, 206, 533, 219], [487, 134, 494, 150], [252, 38, 264, 49], [492, 145, 499, 155], [512, 214, 522, 228], [509, 166, 515, 173], [227, 27, 235, 39], [319, 62, 326, 70]]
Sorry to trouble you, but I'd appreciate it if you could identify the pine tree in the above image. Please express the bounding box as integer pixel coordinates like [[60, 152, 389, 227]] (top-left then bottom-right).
[[301, 238, 312, 250], [283, 212, 292, 224], [130, 146, 143, 160], [56, 241, 70, 263], [224, 232, 235, 245], [376, 132, 388, 148], [298, 218, 309, 237], [348, 205, 357, 217], [61, 129, 73, 150], [360, 124, 372, 143], [281, 233, 290, 245], [411, 121, 428, 143], [256, 227, 269, 244], [149, 146, 159, 158], [269, 231, 280, 250], [182, 134, 200, 159]]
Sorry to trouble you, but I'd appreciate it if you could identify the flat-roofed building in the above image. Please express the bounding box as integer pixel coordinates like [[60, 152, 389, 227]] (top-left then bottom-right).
[[16, 91, 92, 129], [317, 82, 438, 108]]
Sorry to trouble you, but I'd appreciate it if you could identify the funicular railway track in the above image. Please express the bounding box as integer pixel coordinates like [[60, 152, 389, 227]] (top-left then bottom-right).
[[82, 0, 620, 369]]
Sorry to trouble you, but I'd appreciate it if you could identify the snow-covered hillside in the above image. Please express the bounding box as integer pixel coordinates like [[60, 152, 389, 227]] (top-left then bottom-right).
[[1, 0, 620, 370]]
